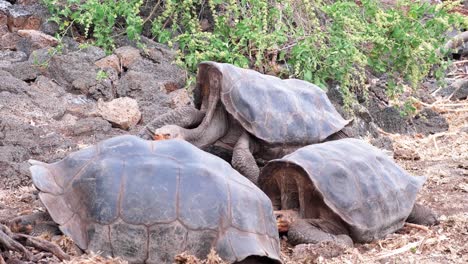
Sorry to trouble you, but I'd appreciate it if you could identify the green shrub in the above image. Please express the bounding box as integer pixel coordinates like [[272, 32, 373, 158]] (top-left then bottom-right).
[[44, 0, 466, 111], [43, 0, 144, 52]]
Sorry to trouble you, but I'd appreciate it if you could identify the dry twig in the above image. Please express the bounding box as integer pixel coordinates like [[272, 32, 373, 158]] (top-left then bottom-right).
[[404, 222, 431, 232]]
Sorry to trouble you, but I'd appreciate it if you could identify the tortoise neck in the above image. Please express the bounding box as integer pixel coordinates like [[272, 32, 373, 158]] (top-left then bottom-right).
[[181, 103, 228, 148]]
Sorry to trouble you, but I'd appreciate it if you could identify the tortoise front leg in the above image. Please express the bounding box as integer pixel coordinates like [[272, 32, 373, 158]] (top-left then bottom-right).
[[288, 219, 353, 247], [9, 212, 61, 236], [232, 132, 259, 185], [406, 203, 439, 226], [138, 106, 205, 140]]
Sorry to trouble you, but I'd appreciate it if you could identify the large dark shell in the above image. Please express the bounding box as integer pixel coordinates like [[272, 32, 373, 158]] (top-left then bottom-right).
[[197, 62, 349, 145], [30, 135, 280, 263], [258, 138, 426, 242]]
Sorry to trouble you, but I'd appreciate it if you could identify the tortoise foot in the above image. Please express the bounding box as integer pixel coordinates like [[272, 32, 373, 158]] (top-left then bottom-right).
[[8, 212, 60, 236], [407, 203, 439, 226], [288, 219, 353, 247]]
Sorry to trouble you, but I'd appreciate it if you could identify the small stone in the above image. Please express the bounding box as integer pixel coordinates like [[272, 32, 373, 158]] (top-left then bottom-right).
[[0, 50, 27, 63], [168, 89, 193, 108], [0, 32, 21, 49], [66, 117, 112, 137], [0, 60, 40, 81], [114, 46, 141, 68], [97, 97, 141, 130], [7, 5, 41, 31], [95, 54, 120, 72], [0, 0, 11, 13], [40, 20, 59, 36], [17, 29, 58, 49], [63, 96, 98, 118]]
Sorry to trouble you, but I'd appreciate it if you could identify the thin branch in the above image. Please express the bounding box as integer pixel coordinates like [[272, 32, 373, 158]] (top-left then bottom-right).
[[143, 0, 162, 24]]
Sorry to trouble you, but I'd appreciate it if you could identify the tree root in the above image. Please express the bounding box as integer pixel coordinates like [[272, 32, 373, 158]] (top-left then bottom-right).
[[0, 224, 70, 262]]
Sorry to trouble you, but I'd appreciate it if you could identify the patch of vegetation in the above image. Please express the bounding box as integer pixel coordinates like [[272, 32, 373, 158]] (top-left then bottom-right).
[[43, 0, 144, 52], [96, 69, 109, 81], [43, 0, 467, 111]]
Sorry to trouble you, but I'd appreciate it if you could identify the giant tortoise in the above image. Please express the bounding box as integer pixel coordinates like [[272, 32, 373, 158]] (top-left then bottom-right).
[[258, 138, 438, 246], [139, 62, 351, 184], [28, 135, 281, 263]]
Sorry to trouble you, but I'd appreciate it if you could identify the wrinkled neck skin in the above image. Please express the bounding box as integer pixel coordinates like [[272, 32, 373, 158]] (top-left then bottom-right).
[[179, 65, 230, 148], [180, 103, 229, 148]]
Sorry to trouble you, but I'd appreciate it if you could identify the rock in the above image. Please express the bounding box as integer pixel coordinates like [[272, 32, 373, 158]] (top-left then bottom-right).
[[97, 97, 141, 130], [412, 108, 449, 135], [28, 47, 53, 66], [0, 0, 11, 14], [95, 54, 120, 72], [0, 72, 29, 93], [0, 32, 21, 49], [40, 20, 59, 36], [168, 88, 193, 108], [17, 29, 58, 49], [143, 37, 178, 58], [369, 135, 394, 152], [0, 50, 27, 62], [116, 70, 172, 121], [0, 117, 72, 189], [114, 46, 141, 68], [47, 48, 114, 100], [0, 60, 40, 81], [65, 117, 112, 136], [63, 95, 98, 118], [128, 58, 185, 89], [33, 76, 66, 97], [6, 4, 42, 31], [0, 69, 10, 77], [438, 79, 468, 101], [415, 83, 436, 104], [326, 85, 381, 139]]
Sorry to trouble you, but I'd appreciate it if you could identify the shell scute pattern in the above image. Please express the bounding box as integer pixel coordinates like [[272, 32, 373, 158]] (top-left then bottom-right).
[[204, 62, 348, 145], [30, 135, 280, 263], [260, 138, 426, 243]]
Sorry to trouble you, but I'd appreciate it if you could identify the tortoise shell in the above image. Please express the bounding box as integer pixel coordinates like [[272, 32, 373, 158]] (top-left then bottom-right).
[[258, 138, 426, 243], [195, 62, 349, 145], [30, 135, 280, 263]]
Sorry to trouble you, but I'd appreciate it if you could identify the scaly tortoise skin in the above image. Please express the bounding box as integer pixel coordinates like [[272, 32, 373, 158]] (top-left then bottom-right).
[[29, 135, 281, 263], [259, 138, 437, 244]]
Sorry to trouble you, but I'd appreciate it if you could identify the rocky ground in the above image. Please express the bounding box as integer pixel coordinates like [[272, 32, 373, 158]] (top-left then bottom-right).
[[0, 0, 467, 263]]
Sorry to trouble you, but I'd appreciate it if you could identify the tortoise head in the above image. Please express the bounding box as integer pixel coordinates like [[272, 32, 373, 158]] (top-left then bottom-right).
[[153, 125, 185, 141], [274, 209, 299, 233]]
